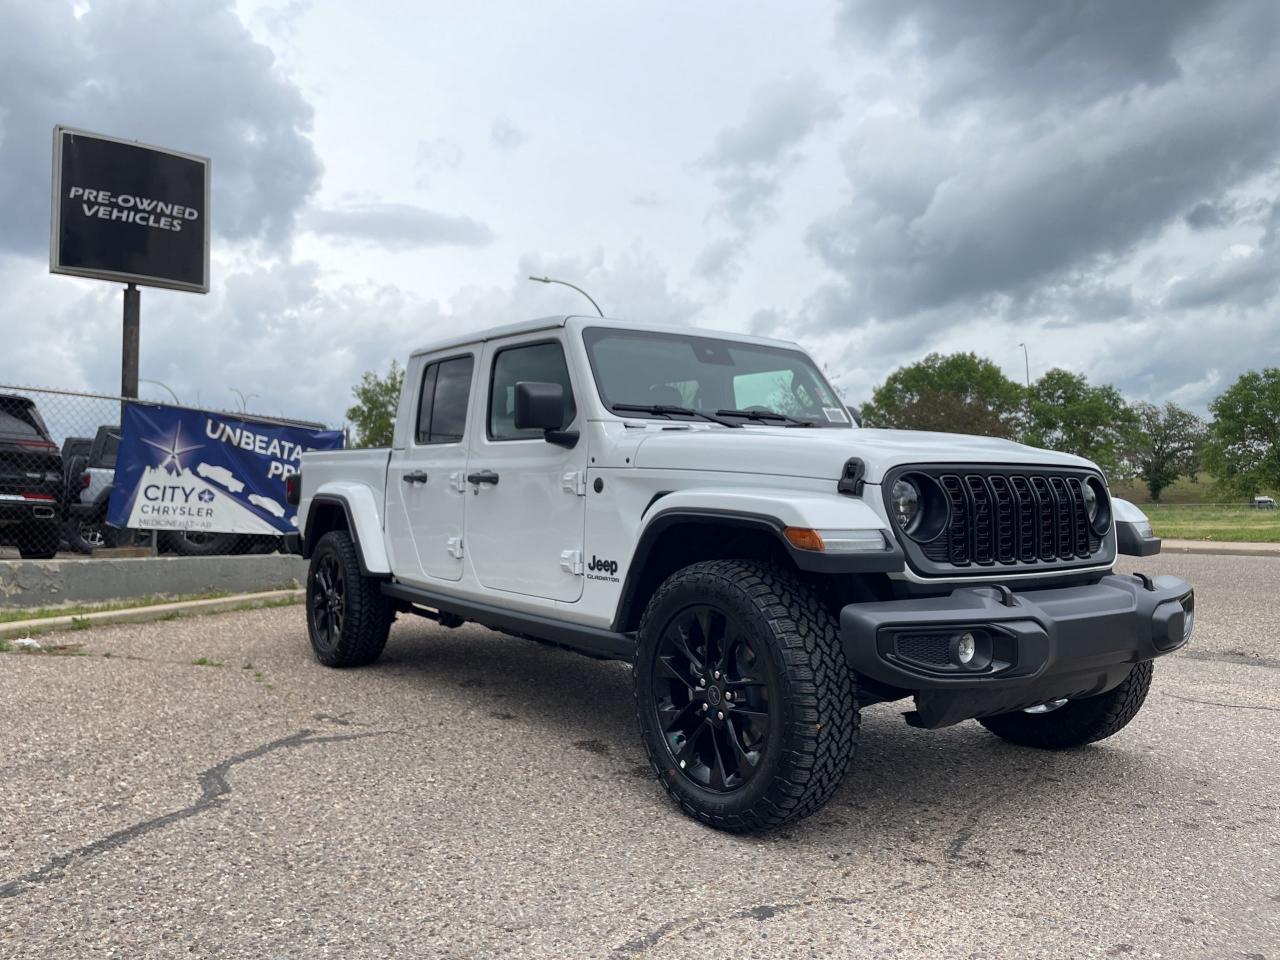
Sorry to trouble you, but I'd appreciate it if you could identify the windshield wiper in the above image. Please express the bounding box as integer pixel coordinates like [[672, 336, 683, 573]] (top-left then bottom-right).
[[715, 408, 818, 428], [613, 403, 741, 427]]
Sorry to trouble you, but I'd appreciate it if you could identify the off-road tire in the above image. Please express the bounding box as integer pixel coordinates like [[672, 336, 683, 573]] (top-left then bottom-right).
[[634, 560, 859, 832], [978, 661, 1154, 749], [306, 530, 393, 668]]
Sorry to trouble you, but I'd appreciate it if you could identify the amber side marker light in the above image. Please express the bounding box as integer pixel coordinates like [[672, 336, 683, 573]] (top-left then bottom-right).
[[783, 527, 888, 554]]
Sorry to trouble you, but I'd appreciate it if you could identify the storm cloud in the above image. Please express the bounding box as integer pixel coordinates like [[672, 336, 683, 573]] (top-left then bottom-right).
[[0, 0, 320, 256], [0, 1, 1276, 426], [814, 0, 1280, 321]]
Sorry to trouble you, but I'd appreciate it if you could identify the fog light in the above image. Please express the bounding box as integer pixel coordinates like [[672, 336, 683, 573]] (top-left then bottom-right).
[[956, 632, 976, 665], [1182, 600, 1195, 643]]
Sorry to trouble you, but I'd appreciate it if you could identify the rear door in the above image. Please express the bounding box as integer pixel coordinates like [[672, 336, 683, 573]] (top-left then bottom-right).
[[385, 353, 476, 583]]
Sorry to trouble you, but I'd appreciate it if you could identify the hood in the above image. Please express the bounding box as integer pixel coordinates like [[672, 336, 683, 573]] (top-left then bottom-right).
[[630, 426, 1096, 483]]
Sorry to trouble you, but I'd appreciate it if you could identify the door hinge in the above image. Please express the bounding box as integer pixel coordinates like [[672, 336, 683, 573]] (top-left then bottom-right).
[[449, 471, 467, 493], [561, 471, 587, 496], [447, 537, 464, 559], [559, 549, 584, 575]]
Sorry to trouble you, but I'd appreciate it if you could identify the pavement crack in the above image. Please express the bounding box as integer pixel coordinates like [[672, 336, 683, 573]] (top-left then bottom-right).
[[611, 895, 859, 956], [1163, 693, 1280, 713], [0, 728, 387, 900], [946, 823, 978, 862]]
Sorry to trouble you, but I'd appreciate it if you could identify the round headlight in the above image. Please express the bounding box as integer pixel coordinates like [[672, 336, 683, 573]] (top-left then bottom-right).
[[1084, 476, 1110, 535], [1081, 481, 1098, 522], [891, 478, 921, 532]]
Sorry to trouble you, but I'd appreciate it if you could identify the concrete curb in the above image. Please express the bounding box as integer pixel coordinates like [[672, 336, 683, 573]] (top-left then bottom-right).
[[0, 554, 307, 609], [1159, 539, 1280, 557], [0, 589, 303, 640]]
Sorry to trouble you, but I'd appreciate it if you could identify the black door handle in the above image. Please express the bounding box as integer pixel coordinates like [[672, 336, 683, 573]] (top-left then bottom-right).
[[402, 471, 429, 484], [466, 470, 500, 486]]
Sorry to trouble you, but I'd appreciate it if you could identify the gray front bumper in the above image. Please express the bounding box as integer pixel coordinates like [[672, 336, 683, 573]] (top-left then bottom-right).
[[840, 573, 1193, 728]]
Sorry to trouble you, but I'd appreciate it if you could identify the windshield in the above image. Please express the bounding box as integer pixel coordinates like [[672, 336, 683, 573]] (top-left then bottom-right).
[[582, 327, 851, 428]]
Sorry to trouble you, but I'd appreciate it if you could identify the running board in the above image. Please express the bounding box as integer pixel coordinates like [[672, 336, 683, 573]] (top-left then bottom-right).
[[380, 581, 636, 663]]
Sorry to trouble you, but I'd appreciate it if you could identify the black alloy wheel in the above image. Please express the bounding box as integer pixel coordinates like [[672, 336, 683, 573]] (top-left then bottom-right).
[[304, 529, 392, 668], [634, 560, 859, 832], [309, 549, 345, 657], [652, 604, 774, 793]]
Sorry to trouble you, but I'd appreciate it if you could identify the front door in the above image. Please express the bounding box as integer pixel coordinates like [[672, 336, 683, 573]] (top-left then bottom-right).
[[386, 352, 475, 583], [464, 337, 587, 603]]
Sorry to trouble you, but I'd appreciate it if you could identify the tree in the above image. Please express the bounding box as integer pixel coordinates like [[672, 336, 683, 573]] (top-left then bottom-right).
[[345, 359, 404, 448], [859, 352, 1025, 438], [1022, 369, 1139, 477], [1204, 368, 1280, 497], [1131, 401, 1207, 502]]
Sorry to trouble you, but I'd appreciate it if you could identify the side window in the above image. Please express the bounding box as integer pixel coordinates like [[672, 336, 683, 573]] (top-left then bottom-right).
[[414, 364, 439, 444], [428, 356, 473, 443], [488, 341, 577, 441], [415, 355, 474, 444]]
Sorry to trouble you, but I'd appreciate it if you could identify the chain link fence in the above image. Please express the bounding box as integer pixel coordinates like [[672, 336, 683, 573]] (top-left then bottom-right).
[[0, 383, 338, 561]]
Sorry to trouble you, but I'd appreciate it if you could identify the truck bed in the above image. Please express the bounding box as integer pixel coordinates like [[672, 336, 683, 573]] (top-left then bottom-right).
[[299, 448, 390, 510]]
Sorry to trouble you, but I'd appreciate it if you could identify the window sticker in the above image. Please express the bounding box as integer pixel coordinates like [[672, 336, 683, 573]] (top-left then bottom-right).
[[823, 406, 850, 423]]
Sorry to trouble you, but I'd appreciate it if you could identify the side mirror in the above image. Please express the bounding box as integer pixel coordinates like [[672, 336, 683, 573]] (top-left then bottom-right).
[[513, 381, 579, 448], [514, 381, 565, 431]]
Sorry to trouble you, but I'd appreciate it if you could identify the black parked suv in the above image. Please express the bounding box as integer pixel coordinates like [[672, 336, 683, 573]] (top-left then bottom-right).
[[0, 394, 63, 559]]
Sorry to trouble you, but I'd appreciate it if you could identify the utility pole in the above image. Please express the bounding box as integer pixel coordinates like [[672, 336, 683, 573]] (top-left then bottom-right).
[[1018, 342, 1031, 388]]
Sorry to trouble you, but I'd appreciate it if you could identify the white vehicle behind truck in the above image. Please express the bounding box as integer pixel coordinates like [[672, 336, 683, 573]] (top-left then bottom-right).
[[287, 315, 1194, 832]]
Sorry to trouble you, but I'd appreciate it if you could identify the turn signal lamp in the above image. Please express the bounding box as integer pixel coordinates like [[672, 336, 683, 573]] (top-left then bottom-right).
[[783, 527, 887, 553]]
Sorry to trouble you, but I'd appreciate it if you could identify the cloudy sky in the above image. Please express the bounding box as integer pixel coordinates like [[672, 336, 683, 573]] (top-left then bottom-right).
[[1, 0, 1277, 427]]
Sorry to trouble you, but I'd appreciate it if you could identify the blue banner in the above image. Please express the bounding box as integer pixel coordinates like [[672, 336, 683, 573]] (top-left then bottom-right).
[[107, 403, 343, 535]]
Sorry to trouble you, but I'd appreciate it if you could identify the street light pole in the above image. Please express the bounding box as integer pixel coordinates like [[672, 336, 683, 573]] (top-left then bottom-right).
[[228, 388, 259, 413], [1018, 343, 1031, 388], [528, 276, 605, 317], [139, 379, 180, 405]]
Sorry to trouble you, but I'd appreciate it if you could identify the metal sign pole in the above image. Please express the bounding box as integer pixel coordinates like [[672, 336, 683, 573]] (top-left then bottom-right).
[[122, 282, 140, 400]]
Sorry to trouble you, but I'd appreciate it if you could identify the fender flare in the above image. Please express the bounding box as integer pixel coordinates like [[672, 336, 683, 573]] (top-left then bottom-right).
[[612, 497, 903, 632], [303, 486, 391, 576]]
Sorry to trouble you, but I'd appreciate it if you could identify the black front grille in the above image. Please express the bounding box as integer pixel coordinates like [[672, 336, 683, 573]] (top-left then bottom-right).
[[908, 466, 1106, 571]]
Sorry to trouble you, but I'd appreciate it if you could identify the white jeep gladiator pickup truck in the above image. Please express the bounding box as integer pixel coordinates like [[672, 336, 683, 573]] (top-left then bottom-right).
[[287, 315, 1194, 832]]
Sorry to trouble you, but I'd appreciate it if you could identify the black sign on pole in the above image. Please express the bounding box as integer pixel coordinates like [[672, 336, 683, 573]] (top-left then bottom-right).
[[50, 126, 210, 293], [50, 126, 209, 409]]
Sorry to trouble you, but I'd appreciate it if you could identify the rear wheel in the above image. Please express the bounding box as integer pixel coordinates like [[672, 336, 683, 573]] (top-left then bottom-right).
[[306, 529, 393, 667], [64, 518, 108, 554], [978, 661, 1154, 749], [634, 560, 859, 833], [17, 524, 59, 560]]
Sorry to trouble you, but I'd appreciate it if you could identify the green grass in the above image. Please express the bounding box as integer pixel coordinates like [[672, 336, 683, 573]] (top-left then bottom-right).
[[191, 657, 224, 667], [1144, 504, 1280, 542], [1105, 475, 1279, 542], [0, 591, 233, 624]]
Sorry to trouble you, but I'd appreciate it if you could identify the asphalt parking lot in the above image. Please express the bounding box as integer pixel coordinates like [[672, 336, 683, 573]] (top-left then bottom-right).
[[2, 553, 1277, 959]]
